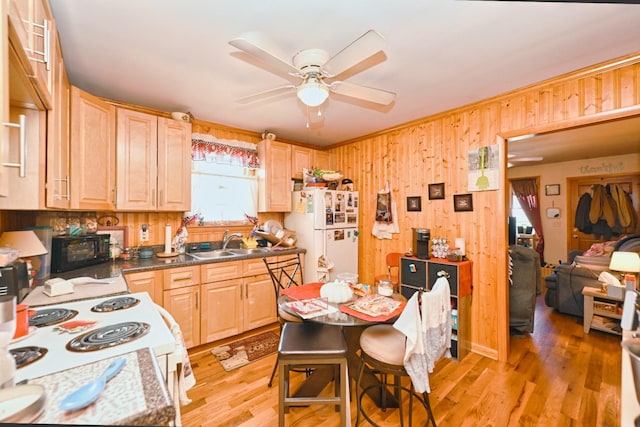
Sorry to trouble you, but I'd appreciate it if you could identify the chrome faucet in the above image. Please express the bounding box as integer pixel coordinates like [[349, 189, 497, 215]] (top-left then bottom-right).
[[222, 231, 243, 250]]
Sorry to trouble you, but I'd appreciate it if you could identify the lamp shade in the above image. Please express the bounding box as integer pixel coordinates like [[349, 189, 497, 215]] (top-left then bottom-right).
[[297, 78, 329, 107], [609, 251, 640, 273], [0, 230, 48, 257]]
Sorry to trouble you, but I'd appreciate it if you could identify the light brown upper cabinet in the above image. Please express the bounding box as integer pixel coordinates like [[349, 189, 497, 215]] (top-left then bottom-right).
[[116, 108, 191, 211], [7, 0, 54, 109], [257, 139, 292, 212], [45, 33, 70, 209], [69, 86, 116, 210], [291, 145, 335, 180]]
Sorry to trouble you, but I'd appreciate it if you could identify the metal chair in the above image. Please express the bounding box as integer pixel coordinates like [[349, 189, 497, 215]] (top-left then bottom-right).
[[356, 324, 437, 427], [374, 252, 403, 292], [263, 254, 304, 387], [277, 321, 349, 427]]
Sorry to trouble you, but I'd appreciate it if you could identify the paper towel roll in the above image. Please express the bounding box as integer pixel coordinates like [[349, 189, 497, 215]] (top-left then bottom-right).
[[164, 225, 172, 254], [454, 237, 465, 256]]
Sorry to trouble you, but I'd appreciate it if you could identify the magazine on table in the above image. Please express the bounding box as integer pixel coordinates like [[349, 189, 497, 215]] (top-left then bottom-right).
[[347, 294, 402, 317], [285, 297, 337, 319]]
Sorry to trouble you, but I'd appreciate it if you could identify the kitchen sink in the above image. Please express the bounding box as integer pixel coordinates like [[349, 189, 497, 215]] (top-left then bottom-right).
[[186, 247, 270, 260], [186, 250, 237, 260], [229, 248, 270, 255]]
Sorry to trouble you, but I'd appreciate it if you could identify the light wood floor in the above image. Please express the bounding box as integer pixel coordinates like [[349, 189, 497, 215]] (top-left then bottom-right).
[[181, 295, 622, 426]]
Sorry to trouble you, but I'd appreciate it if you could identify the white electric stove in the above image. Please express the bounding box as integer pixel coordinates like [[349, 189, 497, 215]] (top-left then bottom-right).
[[8, 292, 177, 386]]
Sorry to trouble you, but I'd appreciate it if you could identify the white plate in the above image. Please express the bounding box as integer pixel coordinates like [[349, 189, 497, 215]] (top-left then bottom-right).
[[10, 326, 37, 344], [0, 384, 45, 423]]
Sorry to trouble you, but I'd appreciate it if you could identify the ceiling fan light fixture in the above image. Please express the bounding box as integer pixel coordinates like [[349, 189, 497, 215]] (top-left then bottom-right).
[[297, 78, 329, 107]]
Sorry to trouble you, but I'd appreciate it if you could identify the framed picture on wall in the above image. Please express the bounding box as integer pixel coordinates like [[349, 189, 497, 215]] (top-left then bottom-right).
[[545, 184, 560, 196], [428, 183, 445, 200], [453, 194, 473, 212], [97, 226, 128, 248], [407, 196, 422, 212]]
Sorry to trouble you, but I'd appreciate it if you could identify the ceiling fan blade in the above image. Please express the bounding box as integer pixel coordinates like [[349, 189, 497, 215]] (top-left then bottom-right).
[[237, 85, 296, 104], [229, 33, 300, 77], [510, 156, 544, 162], [322, 30, 386, 78], [331, 80, 395, 105]]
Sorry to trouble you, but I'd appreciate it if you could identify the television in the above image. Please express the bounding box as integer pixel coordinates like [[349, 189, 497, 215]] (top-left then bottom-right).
[[508, 216, 517, 246]]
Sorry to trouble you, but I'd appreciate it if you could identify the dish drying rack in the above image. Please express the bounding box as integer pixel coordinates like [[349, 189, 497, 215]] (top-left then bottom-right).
[[254, 230, 297, 248]]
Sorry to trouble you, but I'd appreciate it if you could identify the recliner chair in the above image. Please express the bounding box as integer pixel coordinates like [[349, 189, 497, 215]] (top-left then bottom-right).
[[508, 245, 541, 335]]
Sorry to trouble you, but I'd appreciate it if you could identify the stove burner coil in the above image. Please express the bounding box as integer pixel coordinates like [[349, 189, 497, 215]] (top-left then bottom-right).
[[10, 346, 48, 369], [29, 308, 78, 327], [66, 321, 150, 352], [91, 296, 140, 312]]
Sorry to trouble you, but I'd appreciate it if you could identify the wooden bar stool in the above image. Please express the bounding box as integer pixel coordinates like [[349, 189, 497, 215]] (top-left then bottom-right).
[[278, 321, 349, 427], [356, 324, 436, 427]]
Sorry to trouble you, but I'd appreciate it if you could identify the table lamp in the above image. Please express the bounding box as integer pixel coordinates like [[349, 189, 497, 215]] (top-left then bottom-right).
[[0, 230, 49, 285], [609, 251, 640, 290]]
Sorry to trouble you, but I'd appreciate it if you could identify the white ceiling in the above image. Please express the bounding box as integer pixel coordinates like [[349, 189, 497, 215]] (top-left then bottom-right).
[[49, 0, 640, 160]]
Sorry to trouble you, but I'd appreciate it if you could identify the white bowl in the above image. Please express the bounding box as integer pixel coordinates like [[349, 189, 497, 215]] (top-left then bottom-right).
[[171, 112, 191, 122]]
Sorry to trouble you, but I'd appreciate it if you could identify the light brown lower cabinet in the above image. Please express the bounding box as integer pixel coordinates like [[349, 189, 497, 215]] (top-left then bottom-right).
[[124, 270, 163, 306], [162, 265, 201, 349], [130, 257, 284, 350]]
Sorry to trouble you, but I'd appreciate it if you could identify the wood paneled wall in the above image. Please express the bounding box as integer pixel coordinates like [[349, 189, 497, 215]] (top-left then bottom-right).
[[328, 53, 640, 361]]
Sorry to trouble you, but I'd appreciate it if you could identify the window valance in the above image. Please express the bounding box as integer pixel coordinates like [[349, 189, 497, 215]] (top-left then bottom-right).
[[191, 133, 259, 168]]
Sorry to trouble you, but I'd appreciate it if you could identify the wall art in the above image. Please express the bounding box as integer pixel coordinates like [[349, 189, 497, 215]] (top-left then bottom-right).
[[428, 182, 445, 200]]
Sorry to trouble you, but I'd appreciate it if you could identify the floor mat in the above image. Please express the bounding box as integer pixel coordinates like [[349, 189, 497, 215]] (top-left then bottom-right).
[[211, 331, 279, 372]]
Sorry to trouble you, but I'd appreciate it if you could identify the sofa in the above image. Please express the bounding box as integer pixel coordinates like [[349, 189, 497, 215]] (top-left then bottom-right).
[[509, 245, 541, 334], [544, 234, 640, 317]]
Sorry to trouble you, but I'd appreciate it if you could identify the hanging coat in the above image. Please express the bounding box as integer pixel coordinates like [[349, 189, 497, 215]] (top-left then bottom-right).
[[574, 192, 592, 234]]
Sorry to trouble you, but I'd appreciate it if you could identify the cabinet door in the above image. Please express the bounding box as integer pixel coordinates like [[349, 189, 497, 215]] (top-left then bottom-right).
[[157, 117, 191, 211], [45, 35, 70, 209], [0, 0, 7, 197], [163, 285, 200, 348], [7, 0, 52, 109], [201, 279, 243, 343], [291, 146, 313, 180], [243, 273, 277, 331], [314, 150, 334, 172], [258, 139, 291, 212], [0, 105, 46, 209], [69, 86, 116, 210], [125, 270, 163, 306], [116, 108, 157, 210]]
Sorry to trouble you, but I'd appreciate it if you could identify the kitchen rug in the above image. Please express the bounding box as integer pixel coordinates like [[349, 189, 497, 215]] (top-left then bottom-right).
[[211, 331, 279, 372]]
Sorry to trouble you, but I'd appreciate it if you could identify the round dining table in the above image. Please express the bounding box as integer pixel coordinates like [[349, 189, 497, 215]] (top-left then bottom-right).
[[277, 282, 406, 408]]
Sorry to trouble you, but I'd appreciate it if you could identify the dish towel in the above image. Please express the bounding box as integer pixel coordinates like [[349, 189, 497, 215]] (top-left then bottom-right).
[[155, 304, 196, 426], [393, 292, 430, 393], [421, 277, 452, 373], [372, 182, 400, 239]]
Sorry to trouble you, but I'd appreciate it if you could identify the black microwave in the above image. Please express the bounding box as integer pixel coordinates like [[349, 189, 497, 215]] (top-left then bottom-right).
[[51, 234, 111, 273]]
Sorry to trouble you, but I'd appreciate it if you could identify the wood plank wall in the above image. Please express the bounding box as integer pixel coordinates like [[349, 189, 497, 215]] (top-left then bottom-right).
[[327, 53, 640, 361], [2, 53, 638, 362]]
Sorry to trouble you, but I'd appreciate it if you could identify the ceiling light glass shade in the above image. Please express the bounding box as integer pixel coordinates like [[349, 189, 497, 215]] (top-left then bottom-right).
[[297, 79, 329, 107], [609, 251, 640, 273]]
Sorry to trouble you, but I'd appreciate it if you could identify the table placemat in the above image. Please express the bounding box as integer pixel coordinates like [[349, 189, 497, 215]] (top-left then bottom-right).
[[280, 282, 323, 300], [340, 298, 406, 322]]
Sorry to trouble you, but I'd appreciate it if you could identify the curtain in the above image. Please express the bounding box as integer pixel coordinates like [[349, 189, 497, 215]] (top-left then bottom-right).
[[191, 133, 259, 168], [510, 178, 544, 264]]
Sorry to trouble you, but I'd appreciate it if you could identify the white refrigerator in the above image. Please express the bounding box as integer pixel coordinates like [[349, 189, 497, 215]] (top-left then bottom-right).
[[284, 189, 359, 284]]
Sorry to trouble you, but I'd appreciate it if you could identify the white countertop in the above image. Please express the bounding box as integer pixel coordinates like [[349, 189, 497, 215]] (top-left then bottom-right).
[[22, 275, 129, 307]]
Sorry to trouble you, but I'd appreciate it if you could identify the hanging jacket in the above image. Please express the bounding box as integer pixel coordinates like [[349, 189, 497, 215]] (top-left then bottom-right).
[[609, 183, 631, 227], [574, 192, 592, 233]]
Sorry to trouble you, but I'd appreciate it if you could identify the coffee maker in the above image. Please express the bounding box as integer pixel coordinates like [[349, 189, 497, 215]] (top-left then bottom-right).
[[413, 228, 430, 259]]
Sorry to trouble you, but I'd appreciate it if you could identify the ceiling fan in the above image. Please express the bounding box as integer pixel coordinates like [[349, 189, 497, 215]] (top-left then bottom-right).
[[507, 153, 544, 168], [228, 30, 396, 108]]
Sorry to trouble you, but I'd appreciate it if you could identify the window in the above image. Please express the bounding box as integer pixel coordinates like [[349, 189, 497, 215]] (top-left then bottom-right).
[[190, 134, 260, 224], [511, 194, 533, 234], [191, 162, 257, 224]]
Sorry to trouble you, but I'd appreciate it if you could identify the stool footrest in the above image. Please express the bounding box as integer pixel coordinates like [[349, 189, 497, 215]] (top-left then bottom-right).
[[284, 396, 342, 406]]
